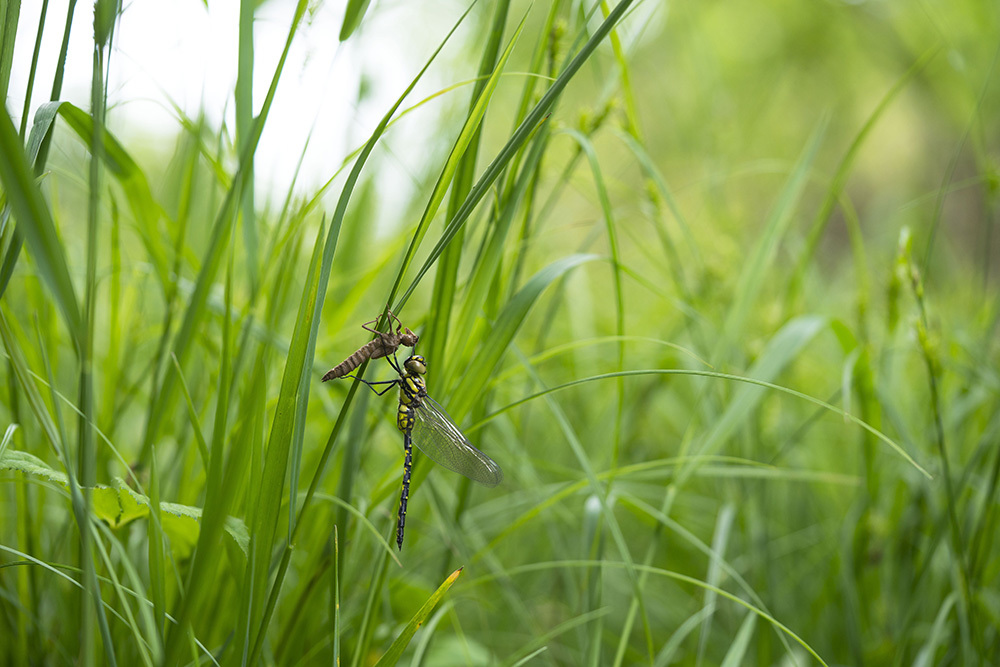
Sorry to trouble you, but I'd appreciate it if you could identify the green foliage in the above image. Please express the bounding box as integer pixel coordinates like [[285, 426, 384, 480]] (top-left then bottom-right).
[[2, 0, 1000, 665]]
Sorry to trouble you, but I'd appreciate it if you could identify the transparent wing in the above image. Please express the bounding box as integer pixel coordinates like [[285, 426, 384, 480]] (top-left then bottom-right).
[[410, 395, 503, 487]]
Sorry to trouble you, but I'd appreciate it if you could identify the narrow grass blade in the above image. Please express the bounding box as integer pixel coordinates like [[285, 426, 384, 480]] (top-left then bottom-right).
[[372, 568, 464, 667], [331, 526, 341, 665], [236, 0, 257, 292], [0, 422, 17, 460], [471, 365, 929, 477], [427, 0, 512, 366], [0, 109, 82, 340], [0, 0, 19, 100], [719, 612, 757, 667], [388, 7, 528, 336], [449, 253, 597, 420], [716, 118, 827, 362], [790, 46, 939, 297], [447, 126, 548, 388], [697, 504, 735, 665], [147, 447, 167, 644], [142, 0, 309, 461], [398, 0, 638, 305], [339, 0, 372, 41], [239, 219, 326, 663]]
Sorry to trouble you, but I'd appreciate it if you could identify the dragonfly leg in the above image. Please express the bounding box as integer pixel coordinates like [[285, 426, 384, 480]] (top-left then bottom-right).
[[362, 306, 403, 336], [387, 349, 404, 376], [344, 374, 398, 396], [396, 432, 413, 550]]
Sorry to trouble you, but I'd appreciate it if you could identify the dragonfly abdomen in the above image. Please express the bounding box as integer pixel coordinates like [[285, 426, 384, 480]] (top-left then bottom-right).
[[397, 434, 413, 550], [322, 339, 382, 380], [322, 310, 418, 381]]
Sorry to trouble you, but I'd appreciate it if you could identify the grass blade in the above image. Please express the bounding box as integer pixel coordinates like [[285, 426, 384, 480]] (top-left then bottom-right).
[[449, 253, 597, 420], [0, 109, 82, 341], [372, 568, 464, 667]]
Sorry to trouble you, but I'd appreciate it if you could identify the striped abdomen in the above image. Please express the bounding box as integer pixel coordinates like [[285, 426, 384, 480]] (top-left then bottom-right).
[[322, 329, 418, 382], [322, 336, 395, 381], [396, 433, 414, 550]]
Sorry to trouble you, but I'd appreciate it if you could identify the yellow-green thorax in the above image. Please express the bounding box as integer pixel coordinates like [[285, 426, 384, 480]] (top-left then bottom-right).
[[395, 355, 427, 433]]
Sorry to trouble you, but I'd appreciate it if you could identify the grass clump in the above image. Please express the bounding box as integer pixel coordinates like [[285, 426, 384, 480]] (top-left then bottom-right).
[[2, 0, 999, 665]]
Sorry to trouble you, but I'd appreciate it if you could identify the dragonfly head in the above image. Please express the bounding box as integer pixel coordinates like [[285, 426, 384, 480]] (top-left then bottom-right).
[[400, 327, 419, 347], [403, 355, 426, 376]]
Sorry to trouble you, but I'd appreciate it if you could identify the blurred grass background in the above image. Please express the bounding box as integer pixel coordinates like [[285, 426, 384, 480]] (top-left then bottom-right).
[[1, 0, 999, 665]]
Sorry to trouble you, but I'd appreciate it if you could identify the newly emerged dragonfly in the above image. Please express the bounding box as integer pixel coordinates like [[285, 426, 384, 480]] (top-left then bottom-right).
[[321, 309, 418, 382], [350, 353, 503, 550]]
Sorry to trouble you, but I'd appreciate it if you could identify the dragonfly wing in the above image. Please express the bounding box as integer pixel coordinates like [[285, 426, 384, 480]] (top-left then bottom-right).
[[410, 396, 503, 487]]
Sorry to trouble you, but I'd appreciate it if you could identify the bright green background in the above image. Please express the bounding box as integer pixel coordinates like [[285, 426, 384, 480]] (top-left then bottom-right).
[[1, 0, 999, 665]]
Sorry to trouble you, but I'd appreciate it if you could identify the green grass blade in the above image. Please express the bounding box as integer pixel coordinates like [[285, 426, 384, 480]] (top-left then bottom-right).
[[397, 0, 638, 305], [390, 10, 528, 303], [447, 123, 548, 389], [372, 568, 464, 667], [339, 0, 371, 41], [146, 447, 167, 646], [237, 0, 258, 292], [716, 117, 827, 362], [449, 253, 597, 420], [331, 526, 341, 665], [241, 219, 325, 664], [696, 504, 735, 665], [789, 46, 939, 298], [0, 109, 82, 340], [559, 128, 626, 472], [426, 0, 512, 367], [0, 0, 19, 101], [469, 364, 929, 478], [141, 0, 309, 461], [719, 612, 757, 667]]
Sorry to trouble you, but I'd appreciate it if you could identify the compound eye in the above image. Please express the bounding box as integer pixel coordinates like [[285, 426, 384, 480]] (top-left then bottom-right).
[[405, 356, 427, 374]]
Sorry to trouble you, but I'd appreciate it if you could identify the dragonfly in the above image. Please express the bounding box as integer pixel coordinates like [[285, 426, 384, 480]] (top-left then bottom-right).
[[349, 353, 503, 550], [321, 309, 418, 382]]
